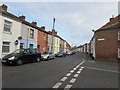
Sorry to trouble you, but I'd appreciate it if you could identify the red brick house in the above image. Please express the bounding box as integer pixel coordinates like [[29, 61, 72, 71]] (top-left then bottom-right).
[[38, 26, 48, 54], [95, 14, 120, 62]]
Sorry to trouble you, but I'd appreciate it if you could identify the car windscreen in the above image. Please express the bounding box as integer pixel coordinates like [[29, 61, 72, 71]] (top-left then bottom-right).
[[59, 52, 63, 54], [12, 49, 24, 54]]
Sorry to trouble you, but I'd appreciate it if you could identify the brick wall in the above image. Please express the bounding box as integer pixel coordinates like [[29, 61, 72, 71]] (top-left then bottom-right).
[[95, 29, 118, 62]]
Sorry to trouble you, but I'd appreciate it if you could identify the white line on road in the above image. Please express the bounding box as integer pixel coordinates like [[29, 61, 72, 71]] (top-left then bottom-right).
[[74, 74, 79, 77], [64, 84, 72, 89], [75, 65, 80, 68], [70, 78, 76, 83], [66, 73, 71, 77], [70, 70, 74, 73], [52, 82, 62, 88], [73, 68, 77, 70], [79, 68, 83, 71], [52, 55, 86, 89], [81, 67, 84, 69], [79, 60, 85, 66], [61, 77, 68, 81], [85, 67, 120, 73], [77, 71, 81, 74]]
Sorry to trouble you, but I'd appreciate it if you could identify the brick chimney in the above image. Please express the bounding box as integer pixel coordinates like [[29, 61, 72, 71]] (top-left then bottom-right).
[[110, 15, 114, 21], [41, 26, 45, 30], [0, 4, 8, 12], [52, 29, 57, 35], [19, 16, 26, 21], [54, 31, 57, 35], [31, 22, 37, 26]]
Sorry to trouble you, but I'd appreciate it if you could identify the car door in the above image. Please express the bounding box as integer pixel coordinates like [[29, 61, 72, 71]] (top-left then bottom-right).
[[50, 52, 54, 58], [34, 49, 41, 60], [29, 49, 36, 62], [49, 52, 52, 59], [35, 49, 41, 58], [22, 49, 31, 63]]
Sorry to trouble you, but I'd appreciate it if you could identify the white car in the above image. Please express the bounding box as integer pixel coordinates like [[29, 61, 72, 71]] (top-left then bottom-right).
[[41, 52, 55, 60], [66, 51, 73, 55]]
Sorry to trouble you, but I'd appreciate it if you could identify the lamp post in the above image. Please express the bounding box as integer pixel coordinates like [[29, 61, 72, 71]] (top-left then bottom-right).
[[52, 18, 55, 53]]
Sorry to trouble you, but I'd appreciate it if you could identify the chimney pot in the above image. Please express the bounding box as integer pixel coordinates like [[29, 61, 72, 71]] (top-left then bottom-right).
[[0, 4, 8, 12], [110, 15, 115, 21], [41, 26, 45, 30], [32, 22, 37, 26], [52, 29, 57, 35], [19, 16, 26, 20]]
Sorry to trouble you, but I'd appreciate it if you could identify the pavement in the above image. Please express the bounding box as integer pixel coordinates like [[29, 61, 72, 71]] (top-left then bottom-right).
[[1, 52, 119, 89]]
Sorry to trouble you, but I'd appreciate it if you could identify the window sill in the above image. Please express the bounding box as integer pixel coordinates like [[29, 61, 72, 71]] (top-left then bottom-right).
[[30, 38, 34, 39], [3, 31, 12, 34], [2, 53, 9, 55]]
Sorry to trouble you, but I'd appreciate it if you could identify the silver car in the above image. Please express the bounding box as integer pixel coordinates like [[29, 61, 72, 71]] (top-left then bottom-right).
[[41, 52, 55, 60]]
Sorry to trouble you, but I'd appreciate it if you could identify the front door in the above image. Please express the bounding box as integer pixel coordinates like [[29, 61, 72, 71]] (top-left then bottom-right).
[[29, 44, 33, 49]]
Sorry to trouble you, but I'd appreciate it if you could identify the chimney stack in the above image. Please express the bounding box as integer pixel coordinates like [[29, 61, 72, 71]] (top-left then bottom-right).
[[19, 16, 26, 21], [52, 29, 57, 35], [31, 22, 37, 26], [110, 15, 114, 21], [54, 31, 57, 35], [0, 4, 8, 12], [41, 26, 45, 30]]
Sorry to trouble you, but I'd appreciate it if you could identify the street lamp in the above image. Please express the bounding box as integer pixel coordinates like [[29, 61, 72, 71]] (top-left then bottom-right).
[[52, 18, 55, 53]]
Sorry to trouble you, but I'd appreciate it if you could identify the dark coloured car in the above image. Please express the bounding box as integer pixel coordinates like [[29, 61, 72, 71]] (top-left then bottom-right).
[[1, 48, 41, 66], [55, 52, 66, 57]]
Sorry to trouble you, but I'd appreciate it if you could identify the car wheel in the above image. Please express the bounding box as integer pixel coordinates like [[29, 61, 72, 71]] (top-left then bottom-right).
[[47, 57, 49, 60], [36, 57, 40, 62], [16, 59, 22, 66]]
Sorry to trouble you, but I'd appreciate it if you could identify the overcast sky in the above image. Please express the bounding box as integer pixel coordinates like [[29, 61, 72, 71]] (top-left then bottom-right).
[[0, 2, 118, 46]]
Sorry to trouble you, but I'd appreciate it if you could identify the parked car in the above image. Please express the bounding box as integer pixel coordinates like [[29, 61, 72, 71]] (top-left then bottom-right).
[[72, 50, 76, 54], [55, 52, 66, 57], [41, 52, 55, 60], [66, 51, 73, 55], [1, 48, 41, 66]]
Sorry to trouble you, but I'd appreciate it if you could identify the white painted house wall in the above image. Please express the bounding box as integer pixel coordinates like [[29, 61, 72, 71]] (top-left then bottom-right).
[[0, 15, 21, 58], [48, 34, 52, 52]]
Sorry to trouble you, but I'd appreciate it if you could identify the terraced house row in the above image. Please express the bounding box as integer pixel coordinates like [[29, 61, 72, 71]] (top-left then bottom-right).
[[0, 4, 71, 58], [76, 14, 120, 62]]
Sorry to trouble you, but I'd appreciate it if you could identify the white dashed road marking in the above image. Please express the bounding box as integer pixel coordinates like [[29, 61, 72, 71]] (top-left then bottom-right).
[[52, 82, 62, 88], [52, 55, 86, 89], [79, 68, 83, 71], [73, 68, 77, 70], [75, 65, 80, 68], [70, 70, 74, 73], [77, 71, 81, 74], [74, 74, 79, 77], [61, 77, 68, 81], [70, 78, 76, 83], [81, 67, 84, 69], [66, 73, 71, 77], [64, 84, 72, 89], [79, 60, 85, 65]]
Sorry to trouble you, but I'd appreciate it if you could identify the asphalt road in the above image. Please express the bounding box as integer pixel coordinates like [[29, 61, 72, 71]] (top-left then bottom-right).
[[2, 52, 119, 89]]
